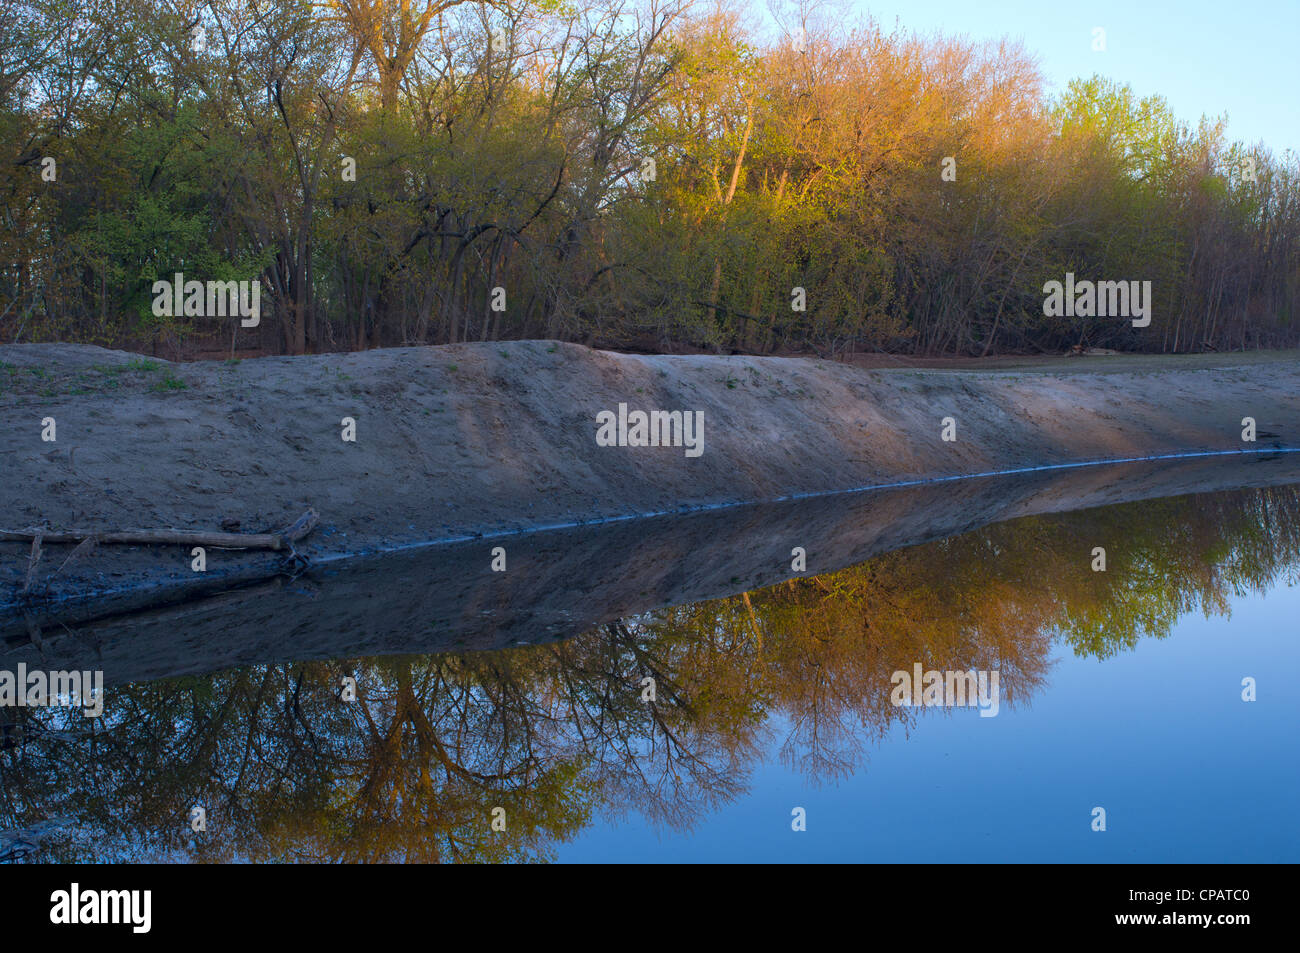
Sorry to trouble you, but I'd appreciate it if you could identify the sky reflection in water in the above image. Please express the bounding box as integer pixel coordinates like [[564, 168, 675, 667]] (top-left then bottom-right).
[[2, 482, 1297, 863]]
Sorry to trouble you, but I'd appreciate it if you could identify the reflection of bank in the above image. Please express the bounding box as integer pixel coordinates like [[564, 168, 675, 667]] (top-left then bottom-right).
[[7, 452, 1300, 686], [5, 452, 1300, 688], [4, 477, 1299, 862]]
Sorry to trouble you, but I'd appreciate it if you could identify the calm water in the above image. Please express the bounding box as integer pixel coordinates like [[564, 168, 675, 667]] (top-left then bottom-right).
[[2, 477, 1298, 863], [560, 589, 1300, 862]]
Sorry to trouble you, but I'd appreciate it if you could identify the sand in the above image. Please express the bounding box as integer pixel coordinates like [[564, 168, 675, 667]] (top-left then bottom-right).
[[1, 341, 1297, 617]]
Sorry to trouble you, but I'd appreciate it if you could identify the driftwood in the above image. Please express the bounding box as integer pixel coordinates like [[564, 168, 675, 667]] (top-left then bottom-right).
[[0, 508, 318, 552]]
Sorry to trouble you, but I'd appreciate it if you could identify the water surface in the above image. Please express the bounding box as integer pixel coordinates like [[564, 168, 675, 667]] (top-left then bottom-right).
[[1, 476, 1297, 862]]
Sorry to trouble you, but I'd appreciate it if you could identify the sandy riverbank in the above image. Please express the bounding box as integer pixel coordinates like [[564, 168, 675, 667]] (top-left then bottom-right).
[[1, 341, 1297, 611]]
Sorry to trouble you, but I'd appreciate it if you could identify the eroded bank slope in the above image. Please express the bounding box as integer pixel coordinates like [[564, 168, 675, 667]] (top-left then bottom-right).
[[1, 341, 1297, 605]]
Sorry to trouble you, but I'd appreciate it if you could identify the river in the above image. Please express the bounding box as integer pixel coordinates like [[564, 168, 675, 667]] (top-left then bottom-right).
[[1, 472, 1297, 862]]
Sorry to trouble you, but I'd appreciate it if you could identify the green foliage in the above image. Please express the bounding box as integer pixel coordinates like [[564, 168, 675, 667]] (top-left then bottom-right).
[[149, 371, 187, 391], [1, 1, 1295, 357]]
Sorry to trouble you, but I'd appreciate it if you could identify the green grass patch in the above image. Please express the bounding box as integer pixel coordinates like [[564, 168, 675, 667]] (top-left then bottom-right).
[[149, 372, 187, 392]]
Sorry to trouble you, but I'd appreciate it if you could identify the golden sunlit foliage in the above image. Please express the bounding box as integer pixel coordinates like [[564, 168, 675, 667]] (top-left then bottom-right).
[[1, 0, 1295, 356]]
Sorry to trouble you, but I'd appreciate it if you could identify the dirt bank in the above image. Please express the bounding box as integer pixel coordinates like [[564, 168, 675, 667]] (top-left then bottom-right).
[[2, 341, 1298, 609]]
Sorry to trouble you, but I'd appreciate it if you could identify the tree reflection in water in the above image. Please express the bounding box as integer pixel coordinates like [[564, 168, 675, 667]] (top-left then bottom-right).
[[3, 485, 1298, 862]]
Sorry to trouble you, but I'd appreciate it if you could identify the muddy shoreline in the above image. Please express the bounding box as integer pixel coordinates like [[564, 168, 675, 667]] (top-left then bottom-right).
[[2, 341, 1298, 618], [3, 453, 1299, 685]]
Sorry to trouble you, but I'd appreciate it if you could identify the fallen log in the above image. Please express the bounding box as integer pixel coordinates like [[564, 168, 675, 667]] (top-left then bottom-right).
[[0, 508, 318, 552]]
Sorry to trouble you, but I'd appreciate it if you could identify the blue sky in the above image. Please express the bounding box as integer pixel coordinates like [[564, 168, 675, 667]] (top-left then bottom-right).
[[763, 0, 1300, 157]]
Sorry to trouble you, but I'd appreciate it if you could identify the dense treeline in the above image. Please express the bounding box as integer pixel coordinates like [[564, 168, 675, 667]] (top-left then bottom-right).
[[2, 0, 1297, 358]]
